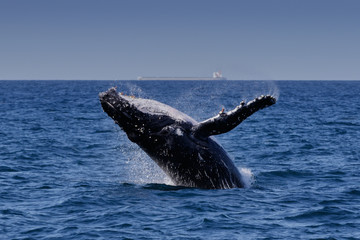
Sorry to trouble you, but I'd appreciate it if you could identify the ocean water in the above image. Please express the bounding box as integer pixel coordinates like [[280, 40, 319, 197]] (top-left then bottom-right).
[[1, 80, 359, 240]]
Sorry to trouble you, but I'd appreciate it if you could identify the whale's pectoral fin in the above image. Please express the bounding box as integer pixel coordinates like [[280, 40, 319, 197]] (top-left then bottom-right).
[[192, 95, 276, 137]]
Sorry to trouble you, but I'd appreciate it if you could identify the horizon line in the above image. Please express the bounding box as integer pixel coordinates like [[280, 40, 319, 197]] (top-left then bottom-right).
[[0, 79, 360, 81]]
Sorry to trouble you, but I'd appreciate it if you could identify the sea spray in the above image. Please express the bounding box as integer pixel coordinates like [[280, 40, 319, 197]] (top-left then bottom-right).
[[242, 81, 280, 103], [126, 83, 146, 98], [240, 167, 255, 188], [112, 83, 171, 186], [267, 80, 280, 101], [121, 141, 173, 185], [173, 85, 208, 122]]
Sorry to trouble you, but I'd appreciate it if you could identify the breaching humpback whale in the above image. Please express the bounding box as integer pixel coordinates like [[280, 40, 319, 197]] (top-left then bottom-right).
[[99, 87, 276, 189]]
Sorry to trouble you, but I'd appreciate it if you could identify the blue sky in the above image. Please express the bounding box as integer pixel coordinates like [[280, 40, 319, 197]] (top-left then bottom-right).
[[1, 0, 359, 80]]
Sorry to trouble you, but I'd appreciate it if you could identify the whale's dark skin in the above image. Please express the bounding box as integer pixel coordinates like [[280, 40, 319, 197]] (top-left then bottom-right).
[[99, 87, 276, 189]]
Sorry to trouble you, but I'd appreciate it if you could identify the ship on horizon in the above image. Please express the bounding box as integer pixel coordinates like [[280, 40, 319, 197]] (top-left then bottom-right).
[[137, 71, 227, 81]]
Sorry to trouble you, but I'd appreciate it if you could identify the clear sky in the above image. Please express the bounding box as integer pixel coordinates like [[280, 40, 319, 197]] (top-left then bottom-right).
[[1, 0, 359, 80]]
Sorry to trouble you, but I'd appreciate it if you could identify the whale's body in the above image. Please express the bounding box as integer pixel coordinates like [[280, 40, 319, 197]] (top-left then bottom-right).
[[100, 88, 276, 189]]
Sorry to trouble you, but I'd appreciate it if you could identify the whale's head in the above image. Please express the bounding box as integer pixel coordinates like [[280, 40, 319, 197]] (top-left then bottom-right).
[[99, 87, 197, 145]]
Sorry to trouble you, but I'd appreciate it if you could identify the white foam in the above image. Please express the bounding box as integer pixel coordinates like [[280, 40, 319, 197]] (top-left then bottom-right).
[[239, 167, 255, 188]]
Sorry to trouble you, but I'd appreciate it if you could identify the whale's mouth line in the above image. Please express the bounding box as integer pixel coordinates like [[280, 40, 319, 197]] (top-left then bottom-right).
[[103, 101, 116, 111], [100, 95, 136, 127], [99, 95, 115, 110], [100, 96, 124, 119]]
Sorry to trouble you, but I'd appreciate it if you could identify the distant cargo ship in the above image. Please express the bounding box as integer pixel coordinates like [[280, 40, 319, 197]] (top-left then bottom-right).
[[137, 71, 227, 80]]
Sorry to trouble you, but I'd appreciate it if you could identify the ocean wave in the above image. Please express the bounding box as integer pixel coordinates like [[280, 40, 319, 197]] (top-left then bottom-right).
[[260, 169, 315, 178]]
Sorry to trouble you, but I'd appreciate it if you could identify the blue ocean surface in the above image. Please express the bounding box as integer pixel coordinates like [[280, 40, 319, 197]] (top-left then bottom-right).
[[1, 80, 359, 239]]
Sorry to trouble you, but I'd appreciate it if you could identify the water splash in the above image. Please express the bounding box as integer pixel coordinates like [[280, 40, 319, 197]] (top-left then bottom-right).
[[245, 81, 280, 103], [172, 85, 208, 122], [267, 80, 280, 101], [124, 82, 146, 98], [240, 167, 255, 188], [121, 142, 173, 186], [110, 83, 169, 185], [111, 81, 147, 98]]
